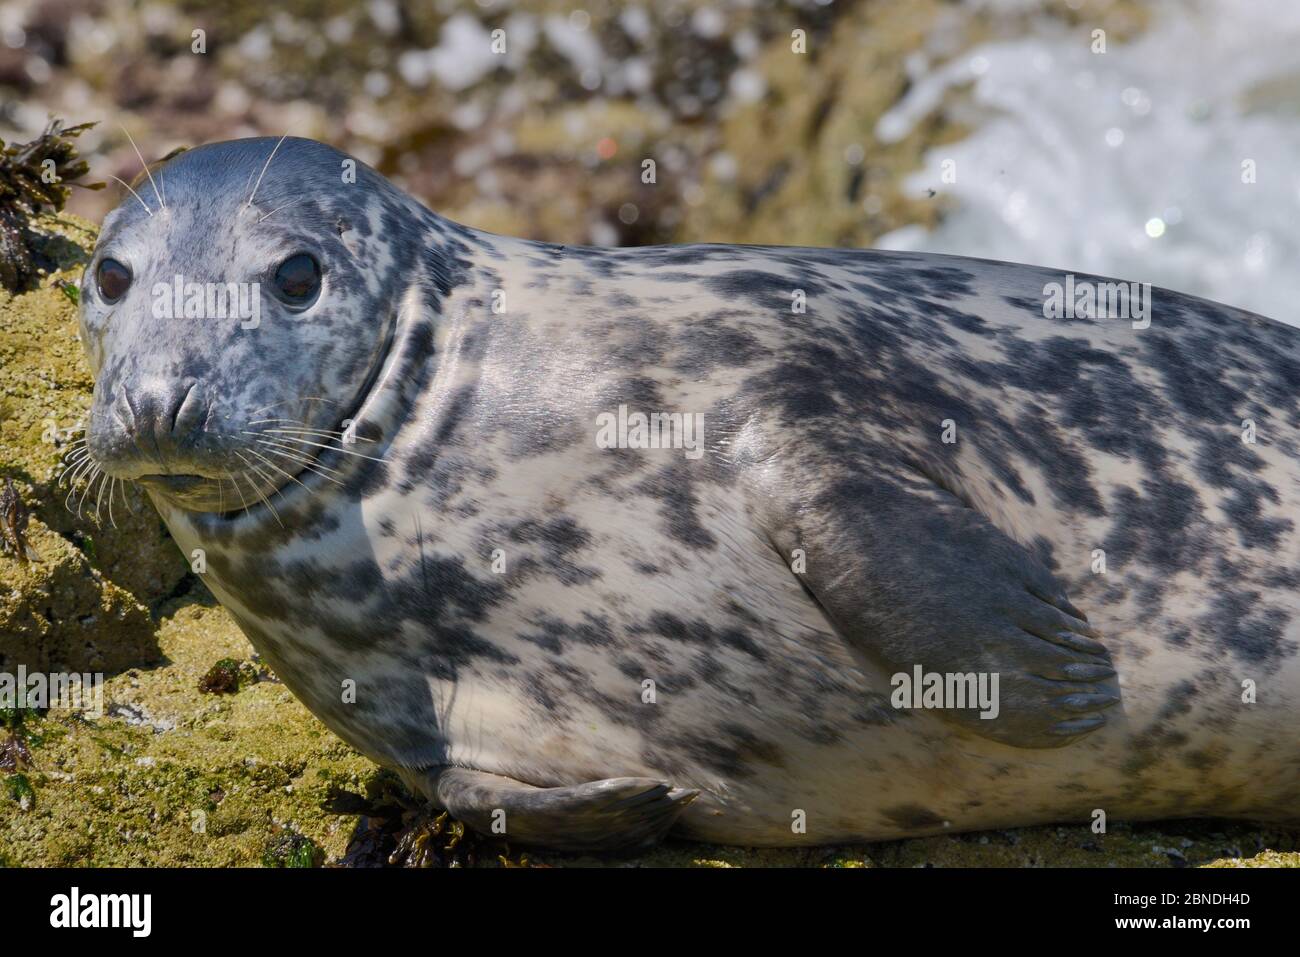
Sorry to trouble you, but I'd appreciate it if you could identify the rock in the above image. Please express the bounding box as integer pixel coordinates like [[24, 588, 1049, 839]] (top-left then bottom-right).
[[0, 213, 190, 674], [0, 519, 154, 673]]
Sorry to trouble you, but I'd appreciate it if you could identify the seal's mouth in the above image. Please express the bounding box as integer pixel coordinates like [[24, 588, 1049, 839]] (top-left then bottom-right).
[[138, 474, 208, 493]]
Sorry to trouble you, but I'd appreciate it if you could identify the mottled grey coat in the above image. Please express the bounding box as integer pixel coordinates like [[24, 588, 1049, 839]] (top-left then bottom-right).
[[79, 138, 1300, 848]]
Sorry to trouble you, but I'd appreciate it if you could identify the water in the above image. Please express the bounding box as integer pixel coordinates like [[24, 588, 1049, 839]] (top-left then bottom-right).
[[875, 0, 1300, 323]]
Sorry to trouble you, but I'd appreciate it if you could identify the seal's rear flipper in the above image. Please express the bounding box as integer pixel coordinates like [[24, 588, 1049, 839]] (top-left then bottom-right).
[[763, 463, 1120, 750], [407, 767, 699, 852]]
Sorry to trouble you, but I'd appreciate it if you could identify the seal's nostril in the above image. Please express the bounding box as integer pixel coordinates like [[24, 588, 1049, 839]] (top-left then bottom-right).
[[130, 379, 208, 450], [119, 384, 140, 436], [171, 380, 206, 440]]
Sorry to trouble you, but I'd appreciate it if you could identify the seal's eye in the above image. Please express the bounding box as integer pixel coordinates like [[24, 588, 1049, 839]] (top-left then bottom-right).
[[273, 253, 321, 303], [96, 258, 131, 303]]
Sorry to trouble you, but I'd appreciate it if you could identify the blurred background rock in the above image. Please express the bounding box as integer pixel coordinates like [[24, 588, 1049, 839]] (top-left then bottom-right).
[[6, 0, 1295, 317], [0, 0, 1143, 262]]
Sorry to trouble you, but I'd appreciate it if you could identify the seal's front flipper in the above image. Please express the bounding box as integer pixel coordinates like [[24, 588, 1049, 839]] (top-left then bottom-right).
[[412, 767, 699, 852], [768, 468, 1119, 750]]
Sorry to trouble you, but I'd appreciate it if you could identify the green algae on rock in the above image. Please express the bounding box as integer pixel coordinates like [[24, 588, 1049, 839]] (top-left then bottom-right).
[[1, 598, 376, 867], [261, 830, 322, 868]]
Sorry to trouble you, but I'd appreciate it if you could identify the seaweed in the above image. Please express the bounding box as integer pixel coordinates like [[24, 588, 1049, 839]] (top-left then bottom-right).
[[0, 477, 41, 564], [261, 830, 322, 868], [0, 733, 31, 773], [325, 771, 537, 868], [1, 706, 35, 812], [197, 658, 242, 695], [4, 773, 34, 811], [0, 119, 103, 293]]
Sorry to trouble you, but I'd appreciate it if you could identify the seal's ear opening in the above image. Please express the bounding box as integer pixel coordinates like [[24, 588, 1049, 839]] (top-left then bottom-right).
[[336, 217, 362, 257]]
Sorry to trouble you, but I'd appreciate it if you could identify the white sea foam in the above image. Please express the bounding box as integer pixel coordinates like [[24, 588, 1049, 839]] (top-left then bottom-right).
[[875, 0, 1300, 323]]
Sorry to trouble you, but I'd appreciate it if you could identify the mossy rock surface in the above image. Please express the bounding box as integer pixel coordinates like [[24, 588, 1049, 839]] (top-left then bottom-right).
[[1, 214, 191, 675]]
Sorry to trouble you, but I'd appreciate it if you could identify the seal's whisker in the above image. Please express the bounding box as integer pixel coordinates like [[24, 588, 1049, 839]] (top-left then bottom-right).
[[241, 431, 385, 462], [235, 465, 283, 528], [107, 477, 118, 530], [246, 132, 289, 209], [58, 450, 91, 484], [234, 449, 287, 501], [81, 468, 104, 520], [251, 438, 316, 459], [63, 468, 89, 513], [253, 442, 346, 484], [257, 426, 376, 444], [121, 125, 166, 211], [259, 198, 303, 224], [247, 417, 353, 433], [69, 455, 97, 483], [247, 417, 343, 430], [252, 438, 348, 475], [244, 447, 313, 492], [259, 456, 344, 487], [71, 469, 88, 516], [247, 421, 373, 443], [61, 456, 97, 507], [254, 427, 352, 441], [252, 441, 346, 485], [229, 471, 252, 514], [77, 466, 103, 519], [94, 470, 109, 525], [107, 174, 153, 217], [293, 462, 344, 486]]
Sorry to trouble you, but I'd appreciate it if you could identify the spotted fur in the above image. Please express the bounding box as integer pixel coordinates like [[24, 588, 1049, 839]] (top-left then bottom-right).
[[79, 137, 1300, 846]]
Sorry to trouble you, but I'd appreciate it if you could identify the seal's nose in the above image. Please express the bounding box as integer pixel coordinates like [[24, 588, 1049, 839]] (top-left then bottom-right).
[[122, 379, 207, 454]]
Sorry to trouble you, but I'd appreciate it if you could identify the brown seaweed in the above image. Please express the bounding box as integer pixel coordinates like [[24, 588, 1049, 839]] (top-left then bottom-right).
[[0, 119, 103, 292]]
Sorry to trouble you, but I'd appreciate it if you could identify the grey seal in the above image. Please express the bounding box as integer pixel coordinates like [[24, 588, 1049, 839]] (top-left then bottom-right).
[[76, 136, 1300, 849]]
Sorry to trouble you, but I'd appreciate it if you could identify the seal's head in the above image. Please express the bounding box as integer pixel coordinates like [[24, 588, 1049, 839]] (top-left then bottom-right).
[[79, 136, 426, 513]]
